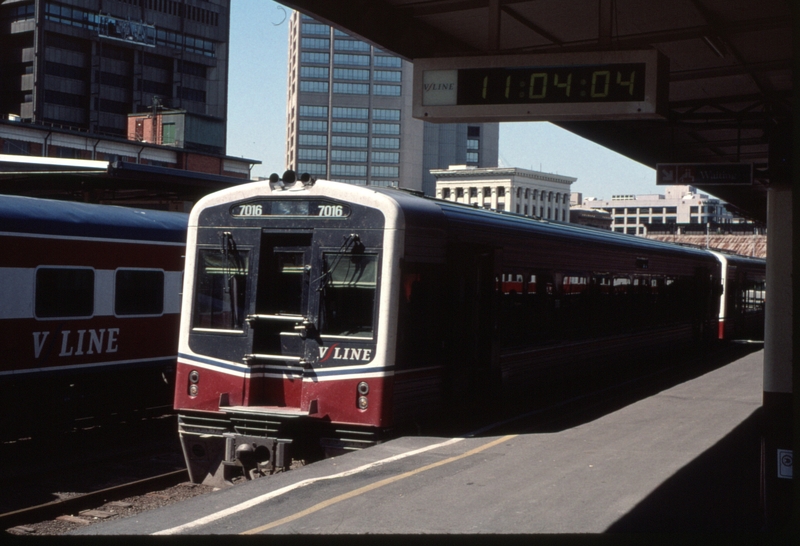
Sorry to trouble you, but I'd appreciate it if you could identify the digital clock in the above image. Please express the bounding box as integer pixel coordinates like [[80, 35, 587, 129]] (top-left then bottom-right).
[[413, 50, 667, 123]]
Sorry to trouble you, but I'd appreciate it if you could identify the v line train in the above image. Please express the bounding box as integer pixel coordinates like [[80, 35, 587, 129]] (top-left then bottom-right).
[[173, 172, 765, 486], [0, 195, 188, 439]]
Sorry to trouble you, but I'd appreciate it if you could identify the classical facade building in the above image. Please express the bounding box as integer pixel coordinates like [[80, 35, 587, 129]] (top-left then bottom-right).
[[285, 12, 498, 194], [431, 165, 576, 221]]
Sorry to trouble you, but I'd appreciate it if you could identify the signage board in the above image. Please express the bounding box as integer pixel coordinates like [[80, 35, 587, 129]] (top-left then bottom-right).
[[413, 50, 667, 123], [656, 163, 753, 186]]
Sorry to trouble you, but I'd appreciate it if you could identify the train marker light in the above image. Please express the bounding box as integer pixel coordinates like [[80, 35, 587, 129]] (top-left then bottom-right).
[[357, 396, 368, 410], [357, 381, 369, 395], [189, 370, 200, 383]]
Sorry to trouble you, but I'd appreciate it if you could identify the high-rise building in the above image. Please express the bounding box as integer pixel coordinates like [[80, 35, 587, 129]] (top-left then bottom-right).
[[285, 12, 498, 194], [0, 0, 230, 153]]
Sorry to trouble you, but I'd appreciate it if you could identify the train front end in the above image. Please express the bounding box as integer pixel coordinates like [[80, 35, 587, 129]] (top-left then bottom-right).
[[175, 175, 402, 486]]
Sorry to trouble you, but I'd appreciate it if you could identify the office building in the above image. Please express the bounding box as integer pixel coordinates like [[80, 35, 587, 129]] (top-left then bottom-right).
[[0, 0, 230, 152], [581, 185, 735, 235], [285, 12, 498, 194]]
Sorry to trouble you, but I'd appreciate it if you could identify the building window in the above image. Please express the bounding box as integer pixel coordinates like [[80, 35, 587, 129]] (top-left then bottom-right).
[[332, 136, 368, 147], [332, 121, 368, 133], [300, 37, 330, 49], [301, 52, 330, 64], [300, 66, 329, 79], [371, 165, 399, 177], [334, 68, 370, 81], [372, 137, 400, 149], [297, 163, 328, 175], [467, 126, 480, 137], [332, 107, 369, 119], [299, 120, 328, 132], [467, 139, 479, 150], [299, 105, 328, 118], [333, 82, 369, 94], [498, 187, 505, 197], [333, 39, 370, 52], [331, 164, 367, 177], [298, 148, 328, 161], [443, 188, 451, 198], [301, 23, 330, 35], [332, 150, 367, 162], [373, 109, 401, 121], [333, 54, 370, 66], [371, 152, 399, 163], [374, 70, 401, 82], [469, 188, 478, 197], [372, 123, 400, 135], [466, 152, 478, 163], [373, 84, 401, 96], [299, 134, 328, 146], [162, 123, 176, 144], [456, 188, 464, 198], [300, 80, 329, 93], [374, 56, 402, 68]]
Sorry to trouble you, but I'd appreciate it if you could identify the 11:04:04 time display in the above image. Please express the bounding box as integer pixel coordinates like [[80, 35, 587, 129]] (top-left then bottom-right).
[[456, 62, 647, 105]]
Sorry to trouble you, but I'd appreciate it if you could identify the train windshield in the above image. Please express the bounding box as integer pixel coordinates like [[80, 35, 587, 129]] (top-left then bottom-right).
[[319, 252, 378, 338], [193, 248, 249, 330]]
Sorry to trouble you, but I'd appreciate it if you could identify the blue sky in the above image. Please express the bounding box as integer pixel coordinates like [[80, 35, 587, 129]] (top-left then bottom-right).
[[226, 0, 658, 200]]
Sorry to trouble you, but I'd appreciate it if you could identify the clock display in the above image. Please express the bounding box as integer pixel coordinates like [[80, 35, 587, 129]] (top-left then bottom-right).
[[456, 63, 647, 105], [413, 51, 666, 122]]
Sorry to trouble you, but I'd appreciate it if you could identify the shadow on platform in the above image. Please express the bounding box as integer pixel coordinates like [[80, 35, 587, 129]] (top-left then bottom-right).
[[606, 407, 764, 533]]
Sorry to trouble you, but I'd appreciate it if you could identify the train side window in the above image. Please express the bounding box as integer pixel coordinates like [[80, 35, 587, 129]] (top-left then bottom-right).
[[115, 269, 164, 316], [320, 252, 378, 337], [35, 267, 94, 318], [193, 248, 249, 330]]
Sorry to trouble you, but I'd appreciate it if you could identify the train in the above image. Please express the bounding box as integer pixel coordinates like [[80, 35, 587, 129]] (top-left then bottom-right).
[[0, 195, 188, 440], [174, 172, 765, 486]]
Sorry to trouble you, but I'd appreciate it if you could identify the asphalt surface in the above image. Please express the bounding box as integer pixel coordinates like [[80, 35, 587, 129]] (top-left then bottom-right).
[[71, 349, 767, 535]]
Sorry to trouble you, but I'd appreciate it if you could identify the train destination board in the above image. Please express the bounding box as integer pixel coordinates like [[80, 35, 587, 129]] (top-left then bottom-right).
[[413, 50, 667, 123]]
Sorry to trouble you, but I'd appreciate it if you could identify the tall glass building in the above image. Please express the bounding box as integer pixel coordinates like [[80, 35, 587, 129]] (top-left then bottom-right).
[[285, 12, 498, 195]]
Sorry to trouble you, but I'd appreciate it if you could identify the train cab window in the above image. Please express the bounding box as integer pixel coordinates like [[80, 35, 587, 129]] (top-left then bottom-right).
[[193, 248, 249, 330], [319, 252, 378, 337], [115, 269, 164, 316], [35, 267, 94, 318]]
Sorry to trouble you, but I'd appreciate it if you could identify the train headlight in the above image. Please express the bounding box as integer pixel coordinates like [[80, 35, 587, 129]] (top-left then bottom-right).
[[357, 396, 368, 410], [189, 384, 199, 397]]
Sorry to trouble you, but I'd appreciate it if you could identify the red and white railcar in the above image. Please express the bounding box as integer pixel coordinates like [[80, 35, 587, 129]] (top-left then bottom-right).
[[175, 172, 764, 486], [0, 195, 187, 439]]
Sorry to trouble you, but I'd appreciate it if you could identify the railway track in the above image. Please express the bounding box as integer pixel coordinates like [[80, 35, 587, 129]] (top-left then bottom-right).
[[2, 470, 190, 532]]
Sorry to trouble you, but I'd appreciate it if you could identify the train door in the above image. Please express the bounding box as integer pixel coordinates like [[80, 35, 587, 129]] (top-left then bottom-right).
[[248, 232, 315, 406]]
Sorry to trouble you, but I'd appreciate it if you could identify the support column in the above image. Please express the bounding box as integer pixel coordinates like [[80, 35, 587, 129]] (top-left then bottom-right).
[[762, 176, 794, 529]]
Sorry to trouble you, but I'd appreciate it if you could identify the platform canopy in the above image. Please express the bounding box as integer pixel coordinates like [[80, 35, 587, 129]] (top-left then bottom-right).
[[279, 0, 793, 222]]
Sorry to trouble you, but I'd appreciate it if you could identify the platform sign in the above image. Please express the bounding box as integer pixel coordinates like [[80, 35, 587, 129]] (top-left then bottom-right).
[[656, 163, 753, 186], [413, 50, 668, 123], [778, 449, 792, 479]]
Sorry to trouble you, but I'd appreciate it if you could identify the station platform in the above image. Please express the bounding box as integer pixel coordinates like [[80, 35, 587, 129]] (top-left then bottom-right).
[[71, 349, 767, 535]]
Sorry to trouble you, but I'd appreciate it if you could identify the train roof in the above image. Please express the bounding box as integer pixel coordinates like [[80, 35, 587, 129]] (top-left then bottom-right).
[[368, 185, 722, 261], [0, 194, 188, 243]]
